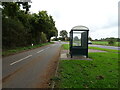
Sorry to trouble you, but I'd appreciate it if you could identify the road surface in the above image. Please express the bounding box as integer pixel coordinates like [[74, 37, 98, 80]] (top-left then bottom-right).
[[2, 42, 62, 88], [89, 44, 120, 50]]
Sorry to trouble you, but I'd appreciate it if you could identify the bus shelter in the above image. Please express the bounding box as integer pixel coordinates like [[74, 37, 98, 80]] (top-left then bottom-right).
[[69, 25, 89, 58]]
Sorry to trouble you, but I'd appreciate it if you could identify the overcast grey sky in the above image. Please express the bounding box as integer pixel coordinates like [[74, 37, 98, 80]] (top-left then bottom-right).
[[29, 0, 119, 40]]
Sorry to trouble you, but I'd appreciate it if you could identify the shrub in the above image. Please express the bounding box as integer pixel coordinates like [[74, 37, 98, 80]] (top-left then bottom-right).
[[2, 17, 26, 49], [40, 32, 47, 43], [108, 38, 116, 45]]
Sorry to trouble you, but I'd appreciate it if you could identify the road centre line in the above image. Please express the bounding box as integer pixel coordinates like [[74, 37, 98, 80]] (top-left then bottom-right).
[[36, 47, 50, 54], [10, 47, 51, 66], [10, 55, 32, 66], [36, 49, 45, 53], [45, 47, 50, 49], [52, 45, 55, 46]]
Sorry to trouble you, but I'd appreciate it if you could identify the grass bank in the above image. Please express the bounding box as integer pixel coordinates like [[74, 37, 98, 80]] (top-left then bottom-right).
[[53, 45, 119, 88], [89, 46, 119, 53], [2, 42, 54, 56], [62, 44, 119, 53], [92, 41, 119, 46], [62, 44, 69, 50]]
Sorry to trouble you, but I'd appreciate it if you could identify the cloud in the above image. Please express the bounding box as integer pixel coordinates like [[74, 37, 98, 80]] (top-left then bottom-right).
[[30, 0, 119, 39], [90, 26, 118, 39]]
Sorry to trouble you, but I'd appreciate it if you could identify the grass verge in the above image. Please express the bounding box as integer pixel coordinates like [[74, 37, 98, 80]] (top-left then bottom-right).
[[92, 41, 119, 47], [54, 46, 118, 88], [2, 42, 54, 56], [62, 44, 69, 50], [89, 46, 119, 53]]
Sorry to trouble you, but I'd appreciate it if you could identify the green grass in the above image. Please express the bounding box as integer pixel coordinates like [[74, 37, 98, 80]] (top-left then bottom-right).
[[2, 42, 54, 56], [62, 44, 119, 53], [55, 53, 118, 88], [92, 41, 119, 46], [62, 44, 69, 50], [89, 46, 119, 53], [54, 47, 119, 88]]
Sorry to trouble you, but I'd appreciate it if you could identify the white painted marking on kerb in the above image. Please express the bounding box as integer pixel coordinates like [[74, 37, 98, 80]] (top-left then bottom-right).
[[37, 49, 44, 53], [10, 55, 32, 65]]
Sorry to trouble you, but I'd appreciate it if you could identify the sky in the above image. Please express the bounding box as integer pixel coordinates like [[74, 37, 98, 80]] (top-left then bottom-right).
[[29, 0, 119, 40]]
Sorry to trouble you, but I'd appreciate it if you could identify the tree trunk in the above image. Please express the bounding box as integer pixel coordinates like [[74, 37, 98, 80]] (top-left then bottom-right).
[[47, 37, 51, 42], [48, 38, 51, 42]]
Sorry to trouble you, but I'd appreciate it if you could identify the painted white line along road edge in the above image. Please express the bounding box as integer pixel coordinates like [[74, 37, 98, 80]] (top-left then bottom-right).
[[10, 55, 32, 65], [10, 46, 52, 66]]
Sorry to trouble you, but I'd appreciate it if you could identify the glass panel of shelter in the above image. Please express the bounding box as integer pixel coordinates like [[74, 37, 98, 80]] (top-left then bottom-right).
[[73, 31, 85, 47]]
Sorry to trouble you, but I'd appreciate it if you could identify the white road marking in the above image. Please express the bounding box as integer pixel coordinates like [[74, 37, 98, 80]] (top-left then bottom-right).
[[36, 47, 50, 54], [36, 49, 44, 53], [10, 55, 32, 65], [45, 47, 50, 49], [52, 45, 55, 46]]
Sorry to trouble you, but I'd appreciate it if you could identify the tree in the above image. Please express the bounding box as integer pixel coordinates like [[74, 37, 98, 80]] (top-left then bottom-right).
[[2, 17, 26, 49], [88, 36, 92, 41], [17, 2, 31, 14], [2, 2, 20, 18], [40, 32, 47, 43], [60, 30, 68, 41], [108, 37, 116, 45], [74, 36, 79, 41], [2, 2, 58, 50]]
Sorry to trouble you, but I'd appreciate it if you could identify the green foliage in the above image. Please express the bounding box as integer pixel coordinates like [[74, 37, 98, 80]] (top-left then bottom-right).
[[2, 2, 58, 50], [108, 38, 116, 45], [74, 36, 79, 41], [88, 36, 92, 41], [2, 17, 26, 49], [62, 44, 69, 50], [21, 2, 31, 14], [60, 30, 68, 41], [99, 37, 119, 42], [40, 32, 47, 43], [2, 2, 20, 18], [92, 41, 118, 46]]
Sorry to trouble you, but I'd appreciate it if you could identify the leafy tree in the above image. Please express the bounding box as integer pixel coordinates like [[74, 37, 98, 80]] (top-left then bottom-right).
[[88, 36, 92, 41], [37, 12, 58, 42], [108, 37, 116, 45], [17, 2, 31, 14], [74, 36, 79, 41], [2, 2, 20, 18], [60, 30, 68, 41], [2, 17, 26, 49], [40, 32, 47, 43], [2, 2, 58, 50]]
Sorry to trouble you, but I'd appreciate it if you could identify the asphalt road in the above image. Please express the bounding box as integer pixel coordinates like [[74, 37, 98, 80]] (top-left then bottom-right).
[[2, 42, 62, 88]]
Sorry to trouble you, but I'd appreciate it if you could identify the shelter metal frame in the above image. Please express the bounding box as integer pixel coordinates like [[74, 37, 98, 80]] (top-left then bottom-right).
[[69, 26, 89, 58]]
